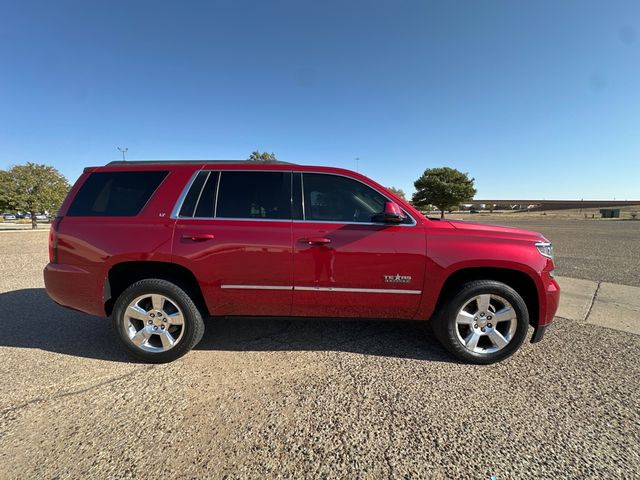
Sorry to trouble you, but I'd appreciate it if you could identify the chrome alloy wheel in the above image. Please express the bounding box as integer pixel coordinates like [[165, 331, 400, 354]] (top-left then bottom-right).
[[123, 294, 185, 353], [454, 294, 518, 354]]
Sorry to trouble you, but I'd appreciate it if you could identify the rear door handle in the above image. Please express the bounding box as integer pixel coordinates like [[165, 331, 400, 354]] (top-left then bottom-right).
[[299, 237, 331, 246], [182, 233, 215, 242]]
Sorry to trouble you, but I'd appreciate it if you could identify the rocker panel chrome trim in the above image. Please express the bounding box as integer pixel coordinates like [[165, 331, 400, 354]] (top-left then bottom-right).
[[220, 285, 421, 295]]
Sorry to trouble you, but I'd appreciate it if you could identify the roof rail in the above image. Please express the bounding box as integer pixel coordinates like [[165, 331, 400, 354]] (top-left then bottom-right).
[[106, 160, 296, 166]]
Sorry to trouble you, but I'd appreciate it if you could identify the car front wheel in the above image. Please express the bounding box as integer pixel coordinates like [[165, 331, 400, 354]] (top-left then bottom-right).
[[112, 279, 205, 363], [433, 280, 529, 364]]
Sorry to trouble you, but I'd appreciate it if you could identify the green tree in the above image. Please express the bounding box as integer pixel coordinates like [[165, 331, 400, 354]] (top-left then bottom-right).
[[0, 170, 11, 212], [387, 186, 406, 199], [412, 167, 476, 219], [0, 163, 70, 229], [247, 151, 278, 163]]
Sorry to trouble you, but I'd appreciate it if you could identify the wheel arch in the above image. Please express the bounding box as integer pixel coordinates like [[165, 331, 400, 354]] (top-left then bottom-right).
[[434, 266, 540, 328], [104, 261, 208, 317]]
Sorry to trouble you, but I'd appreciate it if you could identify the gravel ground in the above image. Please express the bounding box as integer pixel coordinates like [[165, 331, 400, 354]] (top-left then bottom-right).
[[1, 230, 639, 479], [458, 218, 640, 287]]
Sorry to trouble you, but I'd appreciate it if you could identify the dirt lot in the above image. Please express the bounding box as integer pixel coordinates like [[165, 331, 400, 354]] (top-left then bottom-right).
[[1, 230, 639, 479]]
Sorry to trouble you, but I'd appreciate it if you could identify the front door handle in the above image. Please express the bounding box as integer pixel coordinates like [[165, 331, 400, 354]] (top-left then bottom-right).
[[300, 237, 331, 246], [183, 233, 215, 242]]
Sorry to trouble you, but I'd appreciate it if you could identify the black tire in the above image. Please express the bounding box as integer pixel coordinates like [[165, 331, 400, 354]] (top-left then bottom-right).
[[112, 278, 205, 363], [432, 280, 529, 364]]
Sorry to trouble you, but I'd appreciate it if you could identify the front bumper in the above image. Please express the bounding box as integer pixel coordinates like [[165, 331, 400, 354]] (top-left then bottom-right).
[[542, 275, 561, 325], [530, 273, 560, 343]]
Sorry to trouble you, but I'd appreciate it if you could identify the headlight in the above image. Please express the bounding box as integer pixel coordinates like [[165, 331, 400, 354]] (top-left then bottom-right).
[[535, 241, 553, 259]]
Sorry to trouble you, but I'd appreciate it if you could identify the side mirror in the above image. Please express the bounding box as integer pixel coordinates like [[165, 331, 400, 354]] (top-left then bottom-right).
[[373, 201, 405, 224]]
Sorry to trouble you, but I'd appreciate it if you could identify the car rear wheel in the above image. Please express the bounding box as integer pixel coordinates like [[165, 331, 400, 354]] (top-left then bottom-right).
[[433, 280, 529, 364], [112, 279, 205, 363]]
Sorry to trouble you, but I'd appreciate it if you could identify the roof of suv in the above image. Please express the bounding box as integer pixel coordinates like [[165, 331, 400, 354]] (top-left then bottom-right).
[[72, 159, 426, 225], [106, 160, 296, 166]]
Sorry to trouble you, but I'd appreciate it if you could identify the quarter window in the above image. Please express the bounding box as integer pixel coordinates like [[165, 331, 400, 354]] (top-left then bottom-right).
[[68, 171, 168, 217]]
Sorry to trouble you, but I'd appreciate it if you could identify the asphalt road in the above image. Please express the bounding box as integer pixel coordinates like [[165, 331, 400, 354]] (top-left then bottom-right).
[[464, 218, 640, 287], [1, 230, 639, 479]]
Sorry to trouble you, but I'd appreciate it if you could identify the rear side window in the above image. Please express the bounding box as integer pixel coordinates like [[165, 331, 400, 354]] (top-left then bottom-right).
[[178, 171, 208, 217], [194, 172, 219, 218], [67, 171, 168, 217], [217, 171, 291, 220]]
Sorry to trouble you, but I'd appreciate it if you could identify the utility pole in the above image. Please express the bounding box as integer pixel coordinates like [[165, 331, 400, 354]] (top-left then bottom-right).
[[355, 157, 360, 172], [117, 147, 128, 161]]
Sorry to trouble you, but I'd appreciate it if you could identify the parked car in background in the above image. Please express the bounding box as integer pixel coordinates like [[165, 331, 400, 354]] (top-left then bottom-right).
[[35, 213, 49, 221], [3, 213, 16, 221], [44, 160, 560, 364]]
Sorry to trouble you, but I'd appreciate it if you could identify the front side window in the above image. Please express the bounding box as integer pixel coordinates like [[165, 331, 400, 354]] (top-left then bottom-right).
[[216, 171, 291, 220], [303, 173, 389, 223]]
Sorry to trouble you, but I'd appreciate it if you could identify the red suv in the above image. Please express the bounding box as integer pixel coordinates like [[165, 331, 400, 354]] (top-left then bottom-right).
[[44, 161, 559, 364]]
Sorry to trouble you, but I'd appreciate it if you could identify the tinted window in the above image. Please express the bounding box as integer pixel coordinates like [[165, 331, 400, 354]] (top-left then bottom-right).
[[194, 172, 219, 218], [216, 172, 291, 220], [178, 171, 208, 217], [303, 173, 384, 222], [68, 171, 167, 216], [303, 173, 410, 223]]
